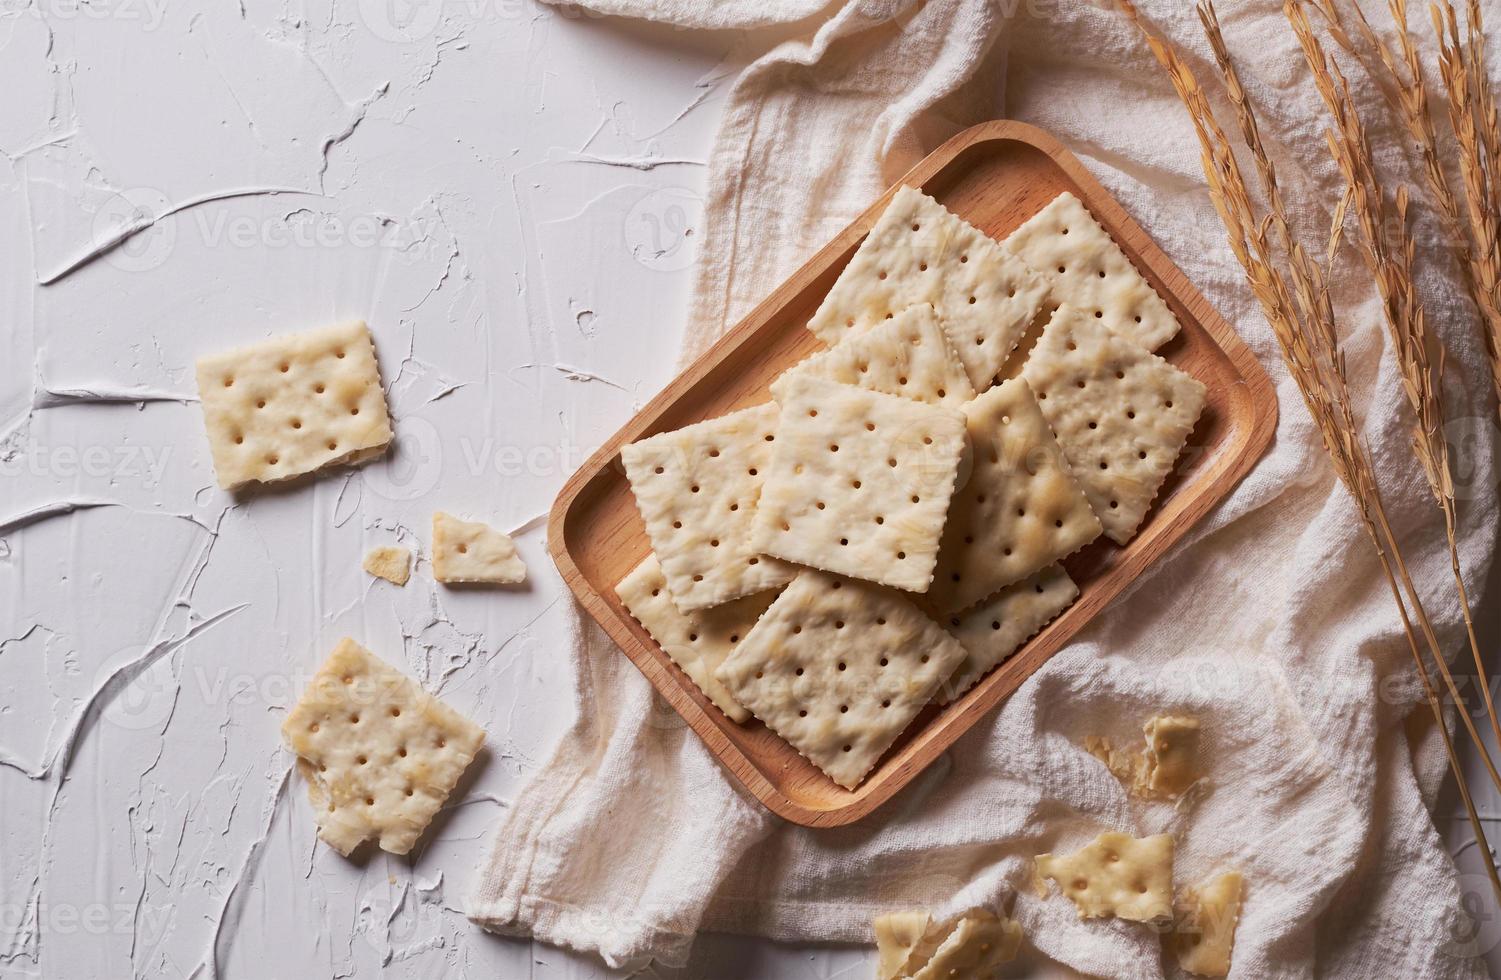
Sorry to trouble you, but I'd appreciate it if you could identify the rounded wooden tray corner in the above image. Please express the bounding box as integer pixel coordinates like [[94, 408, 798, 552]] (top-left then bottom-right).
[[546, 120, 1278, 828]]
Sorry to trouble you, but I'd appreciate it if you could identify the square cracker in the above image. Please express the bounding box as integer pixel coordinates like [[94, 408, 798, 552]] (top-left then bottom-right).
[[1022, 307, 1206, 544], [621, 403, 796, 610], [772, 304, 975, 410], [431, 512, 527, 584], [615, 554, 775, 723], [753, 374, 967, 593], [196, 320, 392, 490], [1002, 191, 1181, 351], [1036, 831, 1174, 923], [1174, 871, 1244, 977], [926, 378, 1100, 613], [281, 638, 486, 856], [940, 564, 1078, 703], [715, 571, 967, 789], [806, 186, 1049, 390]]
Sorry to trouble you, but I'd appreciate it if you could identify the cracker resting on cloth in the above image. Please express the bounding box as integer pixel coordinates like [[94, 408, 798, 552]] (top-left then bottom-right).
[[1035, 831, 1175, 923]]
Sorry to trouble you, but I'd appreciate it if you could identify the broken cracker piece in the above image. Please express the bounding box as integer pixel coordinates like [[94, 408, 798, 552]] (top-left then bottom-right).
[[620, 402, 797, 610], [1035, 831, 1174, 923], [1085, 714, 1201, 800], [281, 638, 485, 856], [432, 512, 526, 584], [807, 186, 1050, 391], [1174, 871, 1244, 977], [772, 304, 975, 410], [910, 910, 1022, 980], [195, 320, 393, 490], [1002, 190, 1180, 351], [615, 554, 774, 723], [716, 570, 966, 789], [362, 545, 412, 586], [874, 911, 936, 980]]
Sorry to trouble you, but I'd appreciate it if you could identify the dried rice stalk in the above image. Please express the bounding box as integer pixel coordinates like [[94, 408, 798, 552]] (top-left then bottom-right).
[[1117, 0, 1501, 906]]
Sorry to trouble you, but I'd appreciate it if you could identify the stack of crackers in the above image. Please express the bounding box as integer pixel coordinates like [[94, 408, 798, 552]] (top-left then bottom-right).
[[617, 187, 1206, 790]]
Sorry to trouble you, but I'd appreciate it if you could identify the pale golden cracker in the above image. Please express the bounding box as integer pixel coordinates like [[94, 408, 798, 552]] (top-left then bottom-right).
[[940, 564, 1078, 703], [1035, 831, 1174, 923], [927, 378, 1100, 613], [773, 304, 975, 410], [807, 186, 1049, 390], [362, 545, 411, 586], [432, 512, 526, 584], [1174, 871, 1244, 977], [195, 321, 392, 490], [621, 403, 796, 610], [616, 554, 774, 723], [715, 571, 966, 789], [281, 638, 485, 856], [1003, 190, 1180, 351], [1022, 307, 1206, 544], [754, 374, 966, 593]]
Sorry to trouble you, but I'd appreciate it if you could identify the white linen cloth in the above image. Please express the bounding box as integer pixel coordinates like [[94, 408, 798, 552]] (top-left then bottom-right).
[[468, 1, 1500, 976]]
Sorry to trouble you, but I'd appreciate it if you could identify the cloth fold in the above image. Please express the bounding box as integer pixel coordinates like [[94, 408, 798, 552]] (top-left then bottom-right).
[[469, 1, 1499, 975]]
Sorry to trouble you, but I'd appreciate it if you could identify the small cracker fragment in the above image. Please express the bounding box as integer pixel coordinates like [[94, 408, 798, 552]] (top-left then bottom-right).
[[1022, 307, 1207, 544], [1174, 871, 1244, 977], [432, 512, 526, 584], [1035, 831, 1174, 923], [1002, 191, 1180, 351], [910, 910, 1022, 979], [940, 564, 1078, 704], [616, 554, 774, 723], [281, 638, 485, 856], [1085, 714, 1201, 800], [754, 374, 967, 593], [621, 403, 796, 610], [926, 378, 1100, 613], [807, 186, 1050, 390], [874, 911, 935, 980], [362, 546, 411, 586], [195, 321, 393, 490], [772, 304, 975, 410], [875, 909, 1022, 979], [716, 570, 967, 789]]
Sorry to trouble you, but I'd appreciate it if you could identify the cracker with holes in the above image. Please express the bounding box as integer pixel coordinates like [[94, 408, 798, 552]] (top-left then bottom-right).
[[754, 374, 966, 593], [874, 911, 937, 980], [909, 910, 1022, 979], [195, 320, 392, 490], [926, 378, 1100, 613], [772, 304, 974, 410], [1035, 831, 1174, 923], [1003, 191, 1181, 351], [1174, 871, 1244, 977], [1023, 307, 1206, 544], [616, 554, 775, 723], [716, 570, 966, 789], [432, 512, 527, 584], [941, 564, 1077, 703], [806, 186, 1049, 390], [281, 638, 485, 856], [1086, 714, 1201, 800], [622, 403, 797, 610]]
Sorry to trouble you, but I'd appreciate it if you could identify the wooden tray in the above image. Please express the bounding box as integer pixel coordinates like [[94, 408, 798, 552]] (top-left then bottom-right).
[[547, 121, 1276, 827]]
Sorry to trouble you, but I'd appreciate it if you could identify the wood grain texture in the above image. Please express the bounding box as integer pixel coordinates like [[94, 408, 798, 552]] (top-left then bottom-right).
[[547, 121, 1278, 827]]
